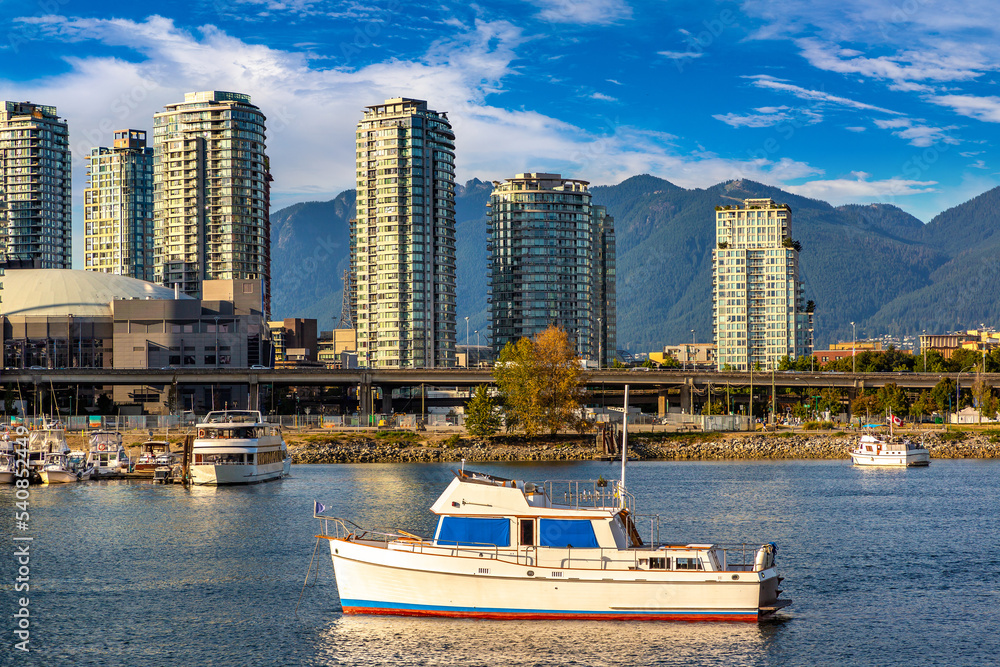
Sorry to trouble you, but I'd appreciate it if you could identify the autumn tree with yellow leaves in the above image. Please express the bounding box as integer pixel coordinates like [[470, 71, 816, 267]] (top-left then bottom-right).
[[493, 325, 585, 435]]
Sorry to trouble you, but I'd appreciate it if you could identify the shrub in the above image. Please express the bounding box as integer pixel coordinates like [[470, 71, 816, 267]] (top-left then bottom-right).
[[803, 420, 836, 430]]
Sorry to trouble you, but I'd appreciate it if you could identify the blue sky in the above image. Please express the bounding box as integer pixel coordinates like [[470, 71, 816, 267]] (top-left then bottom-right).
[[3, 0, 1000, 266]]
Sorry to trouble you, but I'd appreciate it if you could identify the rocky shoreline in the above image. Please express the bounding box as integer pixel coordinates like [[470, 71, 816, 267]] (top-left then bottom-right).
[[289, 432, 1000, 464]]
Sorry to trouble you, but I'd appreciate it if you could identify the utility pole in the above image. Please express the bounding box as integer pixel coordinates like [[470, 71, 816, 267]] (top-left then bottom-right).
[[771, 364, 776, 426]]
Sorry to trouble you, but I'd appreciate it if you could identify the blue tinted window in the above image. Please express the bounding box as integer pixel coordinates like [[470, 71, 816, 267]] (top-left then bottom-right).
[[539, 519, 599, 548], [435, 517, 510, 547]]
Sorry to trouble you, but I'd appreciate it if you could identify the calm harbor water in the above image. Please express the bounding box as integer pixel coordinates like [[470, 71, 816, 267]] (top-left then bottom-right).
[[2, 459, 998, 666]]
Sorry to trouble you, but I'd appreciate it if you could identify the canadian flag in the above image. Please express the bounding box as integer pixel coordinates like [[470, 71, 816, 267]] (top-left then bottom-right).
[[890, 414, 903, 427]]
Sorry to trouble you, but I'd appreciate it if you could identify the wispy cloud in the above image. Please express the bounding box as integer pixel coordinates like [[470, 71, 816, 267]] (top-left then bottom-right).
[[713, 105, 822, 128], [523, 0, 631, 25], [590, 92, 617, 101], [745, 75, 901, 115], [872, 117, 959, 147], [844, 126, 866, 132], [786, 171, 938, 203], [931, 94, 1000, 123], [657, 50, 702, 60]]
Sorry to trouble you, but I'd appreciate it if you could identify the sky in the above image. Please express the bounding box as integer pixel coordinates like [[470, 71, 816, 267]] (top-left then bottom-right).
[[3, 0, 1000, 267]]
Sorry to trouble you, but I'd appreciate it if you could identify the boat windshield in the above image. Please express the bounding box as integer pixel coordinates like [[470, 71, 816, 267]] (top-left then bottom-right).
[[200, 426, 272, 439]]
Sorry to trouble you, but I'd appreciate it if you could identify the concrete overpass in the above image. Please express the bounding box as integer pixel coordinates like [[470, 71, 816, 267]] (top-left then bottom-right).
[[1, 367, 988, 415]]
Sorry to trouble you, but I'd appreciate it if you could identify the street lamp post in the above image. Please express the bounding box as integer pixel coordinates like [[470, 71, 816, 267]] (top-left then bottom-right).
[[956, 365, 974, 427], [464, 316, 469, 368], [922, 329, 926, 372], [475, 330, 480, 367], [598, 317, 603, 370], [214, 316, 220, 368], [851, 321, 856, 374]]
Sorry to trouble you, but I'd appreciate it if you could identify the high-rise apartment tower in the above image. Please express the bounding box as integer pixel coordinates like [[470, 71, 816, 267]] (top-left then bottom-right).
[[712, 197, 813, 370], [351, 98, 457, 368], [84, 130, 154, 279], [0, 101, 72, 269], [488, 173, 616, 365], [152, 91, 271, 314]]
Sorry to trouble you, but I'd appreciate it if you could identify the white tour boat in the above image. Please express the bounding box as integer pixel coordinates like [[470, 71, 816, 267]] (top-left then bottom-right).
[[190, 410, 291, 485], [314, 387, 790, 622], [89, 429, 128, 476], [39, 452, 80, 484], [849, 425, 929, 467]]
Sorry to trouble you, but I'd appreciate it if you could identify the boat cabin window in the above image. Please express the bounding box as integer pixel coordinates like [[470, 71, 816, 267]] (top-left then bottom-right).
[[519, 519, 535, 546], [675, 557, 703, 570], [197, 453, 247, 464], [435, 517, 511, 547], [539, 519, 599, 549], [204, 427, 261, 439], [649, 557, 668, 570]]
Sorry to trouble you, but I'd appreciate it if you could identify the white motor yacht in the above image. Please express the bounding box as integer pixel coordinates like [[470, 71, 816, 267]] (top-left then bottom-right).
[[89, 430, 128, 476], [849, 430, 929, 466], [39, 452, 80, 484], [190, 411, 291, 485], [314, 387, 790, 622]]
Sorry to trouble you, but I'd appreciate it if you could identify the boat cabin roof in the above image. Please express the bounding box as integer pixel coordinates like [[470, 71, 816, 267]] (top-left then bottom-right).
[[428, 469, 622, 519], [199, 410, 267, 427]]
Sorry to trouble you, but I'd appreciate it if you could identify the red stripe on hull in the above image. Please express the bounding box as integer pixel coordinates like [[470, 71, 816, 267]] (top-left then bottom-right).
[[342, 607, 759, 623]]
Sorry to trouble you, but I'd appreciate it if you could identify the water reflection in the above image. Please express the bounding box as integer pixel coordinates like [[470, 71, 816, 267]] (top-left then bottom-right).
[[311, 615, 790, 667]]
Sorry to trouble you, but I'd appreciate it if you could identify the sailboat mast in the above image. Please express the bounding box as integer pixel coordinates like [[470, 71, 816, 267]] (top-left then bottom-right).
[[620, 384, 629, 506]]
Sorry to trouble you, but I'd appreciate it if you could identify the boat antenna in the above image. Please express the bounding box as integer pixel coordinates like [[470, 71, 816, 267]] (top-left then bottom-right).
[[620, 384, 629, 508]]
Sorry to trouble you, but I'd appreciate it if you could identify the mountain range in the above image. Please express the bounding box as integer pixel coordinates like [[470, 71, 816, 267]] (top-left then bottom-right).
[[269, 176, 1000, 352]]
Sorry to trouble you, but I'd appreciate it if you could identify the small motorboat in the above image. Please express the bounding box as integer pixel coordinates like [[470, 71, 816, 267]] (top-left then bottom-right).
[[39, 452, 80, 484]]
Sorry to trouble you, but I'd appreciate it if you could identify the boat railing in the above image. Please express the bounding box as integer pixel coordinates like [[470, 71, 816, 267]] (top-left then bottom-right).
[[543, 479, 634, 513], [317, 516, 774, 571]]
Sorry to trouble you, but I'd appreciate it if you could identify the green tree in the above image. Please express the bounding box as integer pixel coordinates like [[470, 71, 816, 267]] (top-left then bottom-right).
[[493, 326, 584, 435], [464, 385, 501, 438], [852, 390, 879, 422], [930, 377, 956, 414], [971, 377, 997, 421], [948, 348, 982, 373], [909, 390, 935, 419], [915, 349, 948, 373], [876, 382, 909, 417]]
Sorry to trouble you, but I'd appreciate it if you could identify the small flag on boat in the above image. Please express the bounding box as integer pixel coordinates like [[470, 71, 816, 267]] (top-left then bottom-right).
[[890, 414, 903, 427], [314, 501, 327, 516]]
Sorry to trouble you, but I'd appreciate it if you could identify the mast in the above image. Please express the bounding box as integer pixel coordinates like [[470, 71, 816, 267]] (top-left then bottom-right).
[[620, 384, 629, 508]]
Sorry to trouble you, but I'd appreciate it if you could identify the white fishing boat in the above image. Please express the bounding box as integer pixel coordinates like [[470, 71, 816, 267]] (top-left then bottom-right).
[[849, 430, 929, 467], [134, 441, 177, 472], [27, 420, 70, 477], [39, 452, 79, 484], [314, 387, 791, 622], [0, 453, 15, 484], [67, 450, 93, 480], [190, 410, 291, 485], [89, 429, 128, 476]]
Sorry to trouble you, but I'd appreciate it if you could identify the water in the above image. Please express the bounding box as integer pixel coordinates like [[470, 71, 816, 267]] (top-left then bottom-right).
[[2, 460, 998, 666]]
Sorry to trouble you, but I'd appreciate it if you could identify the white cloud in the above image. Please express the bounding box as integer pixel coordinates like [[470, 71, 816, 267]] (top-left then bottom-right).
[[844, 126, 866, 132], [786, 171, 938, 204], [745, 75, 901, 115], [590, 92, 617, 101], [873, 118, 959, 147], [931, 94, 1000, 123], [4, 14, 841, 267], [969, 159, 987, 169], [525, 0, 631, 25], [657, 50, 702, 60], [713, 105, 822, 128]]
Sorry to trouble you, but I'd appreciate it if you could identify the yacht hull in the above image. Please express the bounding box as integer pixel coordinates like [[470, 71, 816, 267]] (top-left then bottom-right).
[[850, 452, 929, 466], [40, 469, 78, 484], [191, 458, 291, 485], [0, 472, 14, 484], [329, 539, 777, 622]]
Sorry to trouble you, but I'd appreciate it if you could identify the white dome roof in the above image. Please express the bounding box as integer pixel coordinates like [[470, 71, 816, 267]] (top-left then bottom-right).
[[1, 269, 190, 318]]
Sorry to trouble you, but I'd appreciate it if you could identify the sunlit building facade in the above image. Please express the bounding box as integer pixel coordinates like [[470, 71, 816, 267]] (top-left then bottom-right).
[[152, 91, 272, 315], [84, 129, 154, 279], [713, 198, 813, 370], [487, 173, 616, 365], [351, 97, 457, 368], [0, 101, 72, 269]]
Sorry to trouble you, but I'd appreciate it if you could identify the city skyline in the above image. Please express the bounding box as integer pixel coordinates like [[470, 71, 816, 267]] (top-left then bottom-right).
[[4, 1, 1000, 271]]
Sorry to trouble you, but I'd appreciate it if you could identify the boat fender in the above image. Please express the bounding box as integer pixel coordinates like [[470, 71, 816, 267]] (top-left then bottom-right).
[[198, 429, 206, 437]]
